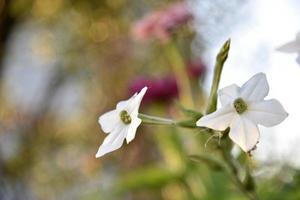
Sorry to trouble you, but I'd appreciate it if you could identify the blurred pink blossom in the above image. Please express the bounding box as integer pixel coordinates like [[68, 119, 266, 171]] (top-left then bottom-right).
[[129, 75, 179, 103], [129, 60, 205, 103], [186, 59, 206, 78], [132, 2, 193, 42]]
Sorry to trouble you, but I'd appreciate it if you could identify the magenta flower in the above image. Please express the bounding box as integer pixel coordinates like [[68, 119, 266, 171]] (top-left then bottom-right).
[[132, 2, 193, 42], [129, 60, 205, 103], [186, 59, 206, 79], [129, 75, 179, 103]]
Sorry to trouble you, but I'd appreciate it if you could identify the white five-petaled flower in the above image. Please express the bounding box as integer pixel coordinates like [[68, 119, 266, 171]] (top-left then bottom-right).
[[196, 73, 288, 152], [277, 32, 300, 65], [96, 87, 147, 158]]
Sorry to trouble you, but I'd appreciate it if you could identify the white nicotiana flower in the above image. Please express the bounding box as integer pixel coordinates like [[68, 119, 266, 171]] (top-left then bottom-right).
[[277, 32, 300, 65], [196, 73, 288, 152], [96, 87, 147, 157]]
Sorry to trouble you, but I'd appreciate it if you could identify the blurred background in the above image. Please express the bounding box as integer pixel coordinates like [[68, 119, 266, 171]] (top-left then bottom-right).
[[0, 0, 300, 199]]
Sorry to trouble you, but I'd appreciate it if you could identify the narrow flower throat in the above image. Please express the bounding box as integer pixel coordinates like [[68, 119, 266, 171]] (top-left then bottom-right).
[[120, 110, 132, 124], [233, 98, 248, 114]]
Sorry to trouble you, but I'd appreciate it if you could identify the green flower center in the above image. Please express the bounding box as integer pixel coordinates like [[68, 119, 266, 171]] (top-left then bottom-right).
[[120, 110, 132, 124], [233, 98, 248, 114]]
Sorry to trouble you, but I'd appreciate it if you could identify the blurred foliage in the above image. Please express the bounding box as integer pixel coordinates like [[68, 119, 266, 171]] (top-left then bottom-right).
[[0, 0, 299, 199]]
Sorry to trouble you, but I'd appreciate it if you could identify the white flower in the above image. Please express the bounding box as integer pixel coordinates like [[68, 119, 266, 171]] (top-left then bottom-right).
[[277, 32, 300, 65], [96, 87, 147, 157], [196, 73, 288, 152]]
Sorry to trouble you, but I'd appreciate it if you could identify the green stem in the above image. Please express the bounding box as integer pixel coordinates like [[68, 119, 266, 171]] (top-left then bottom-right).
[[138, 113, 200, 129], [138, 113, 176, 126], [164, 41, 195, 108], [206, 39, 231, 114], [204, 39, 258, 199], [219, 144, 259, 200]]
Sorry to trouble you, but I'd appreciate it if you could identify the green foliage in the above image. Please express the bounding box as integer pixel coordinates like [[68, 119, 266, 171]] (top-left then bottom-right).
[[116, 166, 184, 192], [190, 154, 225, 171]]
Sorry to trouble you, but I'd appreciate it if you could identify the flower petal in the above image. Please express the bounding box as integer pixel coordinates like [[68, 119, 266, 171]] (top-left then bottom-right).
[[116, 87, 148, 116], [116, 95, 137, 111], [240, 73, 269, 101], [126, 117, 142, 143], [277, 40, 300, 53], [130, 86, 148, 115], [229, 115, 260, 152], [218, 84, 240, 106], [245, 99, 288, 127], [95, 125, 127, 157], [98, 110, 120, 133], [196, 106, 235, 131]]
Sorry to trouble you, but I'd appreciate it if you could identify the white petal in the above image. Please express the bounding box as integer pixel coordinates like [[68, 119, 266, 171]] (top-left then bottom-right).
[[276, 40, 300, 53], [196, 106, 235, 131], [229, 115, 260, 152], [95, 125, 127, 157], [130, 86, 148, 116], [98, 110, 120, 133], [116, 87, 148, 116], [126, 117, 142, 143], [116, 94, 137, 111], [240, 73, 269, 101], [135, 86, 148, 101], [218, 84, 240, 106], [245, 99, 288, 127]]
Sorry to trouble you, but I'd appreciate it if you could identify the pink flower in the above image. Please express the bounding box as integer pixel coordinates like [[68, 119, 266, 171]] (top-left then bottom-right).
[[128, 59, 205, 104], [132, 2, 193, 42], [129, 75, 179, 103], [186, 59, 206, 78]]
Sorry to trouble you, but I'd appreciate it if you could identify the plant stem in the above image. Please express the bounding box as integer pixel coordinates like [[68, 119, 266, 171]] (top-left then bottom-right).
[[164, 40, 195, 109], [138, 113, 200, 129], [139, 113, 176, 126], [219, 145, 259, 200], [206, 39, 231, 114], [203, 39, 258, 199]]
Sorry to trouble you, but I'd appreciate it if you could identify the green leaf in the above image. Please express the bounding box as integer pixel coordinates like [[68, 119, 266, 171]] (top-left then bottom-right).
[[116, 166, 183, 192], [189, 154, 225, 171]]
